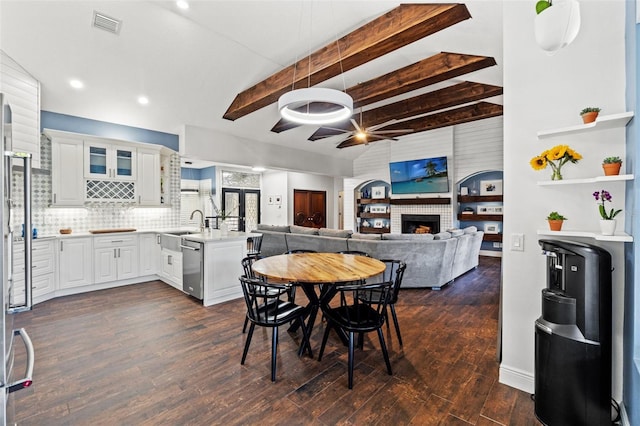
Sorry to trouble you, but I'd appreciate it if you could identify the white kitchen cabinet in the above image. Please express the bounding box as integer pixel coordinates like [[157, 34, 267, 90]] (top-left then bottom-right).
[[84, 141, 136, 181], [136, 147, 161, 205], [93, 234, 139, 284], [58, 237, 94, 289], [12, 239, 56, 305], [160, 249, 182, 290], [50, 136, 85, 206], [139, 233, 161, 276]]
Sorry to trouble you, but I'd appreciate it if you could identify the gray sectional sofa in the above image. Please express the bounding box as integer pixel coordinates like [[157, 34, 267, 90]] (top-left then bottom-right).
[[253, 224, 484, 289]]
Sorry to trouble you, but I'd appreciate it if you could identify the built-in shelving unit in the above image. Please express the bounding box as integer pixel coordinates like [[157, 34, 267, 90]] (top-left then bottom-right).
[[356, 181, 391, 234], [536, 111, 634, 243], [537, 112, 634, 139]]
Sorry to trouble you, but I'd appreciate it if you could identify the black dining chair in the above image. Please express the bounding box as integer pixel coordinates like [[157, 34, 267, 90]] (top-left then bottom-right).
[[284, 249, 317, 254], [246, 235, 263, 258], [318, 281, 393, 389], [239, 276, 312, 382], [240, 256, 295, 333], [358, 259, 407, 346]]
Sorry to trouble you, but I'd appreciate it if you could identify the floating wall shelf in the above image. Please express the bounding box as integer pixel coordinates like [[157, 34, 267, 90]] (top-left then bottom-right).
[[537, 111, 634, 139], [536, 229, 633, 242], [537, 174, 634, 186]]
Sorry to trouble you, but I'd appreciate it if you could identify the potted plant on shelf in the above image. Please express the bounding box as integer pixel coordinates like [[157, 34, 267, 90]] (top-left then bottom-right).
[[593, 190, 622, 235], [580, 107, 601, 124], [602, 156, 622, 176], [546, 211, 566, 231]]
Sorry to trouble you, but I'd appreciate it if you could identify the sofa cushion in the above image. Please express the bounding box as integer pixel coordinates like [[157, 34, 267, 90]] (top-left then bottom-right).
[[449, 229, 465, 237], [290, 225, 319, 235], [382, 233, 435, 241], [433, 231, 452, 240], [285, 233, 349, 253], [463, 226, 478, 234], [318, 228, 352, 238], [350, 232, 381, 240], [256, 224, 290, 233]]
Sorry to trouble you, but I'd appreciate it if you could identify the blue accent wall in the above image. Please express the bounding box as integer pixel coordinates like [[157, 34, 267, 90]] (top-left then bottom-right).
[[624, 2, 639, 424], [200, 166, 217, 194], [41, 111, 179, 151], [181, 168, 201, 180]]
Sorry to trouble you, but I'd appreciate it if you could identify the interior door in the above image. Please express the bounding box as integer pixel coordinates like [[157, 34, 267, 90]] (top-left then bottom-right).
[[293, 190, 326, 228], [222, 188, 260, 232]]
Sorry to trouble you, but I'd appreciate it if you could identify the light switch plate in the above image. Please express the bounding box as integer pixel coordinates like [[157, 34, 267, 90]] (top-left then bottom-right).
[[511, 233, 524, 251]]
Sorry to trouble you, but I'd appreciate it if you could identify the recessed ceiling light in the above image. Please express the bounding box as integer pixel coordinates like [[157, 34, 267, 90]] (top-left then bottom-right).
[[69, 79, 84, 89], [252, 166, 266, 172], [137, 96, 149, 105], [176, 1, 189, 10]]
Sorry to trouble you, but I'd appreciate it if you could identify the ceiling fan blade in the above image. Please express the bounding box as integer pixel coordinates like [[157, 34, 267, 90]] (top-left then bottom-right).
[[370, 129, 413, 134], [320, 126, 351, 133], [368, 119, 398, 131], [336, 135, 367, 149], [350, 118, 362, 133]]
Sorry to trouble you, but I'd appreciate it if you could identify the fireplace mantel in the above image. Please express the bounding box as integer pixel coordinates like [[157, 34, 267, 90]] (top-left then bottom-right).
[[390, 198, 450, 205]]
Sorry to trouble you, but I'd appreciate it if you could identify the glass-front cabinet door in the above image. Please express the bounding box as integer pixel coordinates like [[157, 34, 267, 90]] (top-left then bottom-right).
[[84, 141, 136, 181]]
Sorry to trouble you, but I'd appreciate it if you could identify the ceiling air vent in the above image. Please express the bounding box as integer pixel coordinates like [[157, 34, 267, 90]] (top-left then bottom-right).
[[92, 11, 121, 34]]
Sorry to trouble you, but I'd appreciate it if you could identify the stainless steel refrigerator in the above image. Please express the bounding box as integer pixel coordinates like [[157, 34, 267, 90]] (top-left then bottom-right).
[[0, 93, 35, 424]]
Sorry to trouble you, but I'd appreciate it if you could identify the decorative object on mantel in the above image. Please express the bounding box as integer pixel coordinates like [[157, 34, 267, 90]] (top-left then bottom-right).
[[594, 189, 622, 236], [580, 107, 601, 124], [546, 211, 566, 231], [602, 156, 622, 176], [530, 144, 582, 180], [534, 0, 580, 54]]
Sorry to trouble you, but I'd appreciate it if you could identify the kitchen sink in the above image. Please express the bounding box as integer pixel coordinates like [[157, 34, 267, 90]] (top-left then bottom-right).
[[160, 231, 196, 251]]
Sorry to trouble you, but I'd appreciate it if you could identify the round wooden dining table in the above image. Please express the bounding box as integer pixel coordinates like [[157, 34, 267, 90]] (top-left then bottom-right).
[[252, 252, 386, 356]]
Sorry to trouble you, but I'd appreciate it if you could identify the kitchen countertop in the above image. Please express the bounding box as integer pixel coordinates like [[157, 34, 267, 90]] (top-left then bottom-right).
[[27, 228, 261, 241]]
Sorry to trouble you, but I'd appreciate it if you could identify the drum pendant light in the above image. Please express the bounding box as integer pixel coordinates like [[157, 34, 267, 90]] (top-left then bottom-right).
[[278, 1, 353, 125]]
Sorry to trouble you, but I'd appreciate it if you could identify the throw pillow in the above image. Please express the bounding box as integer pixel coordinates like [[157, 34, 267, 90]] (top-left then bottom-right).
[[256, 224, 290, 233], [350, 232, 381, 240], [382, 233, 435, 241], [318, 228, 352, 238], [463, 226, 478, 234], [433, 231, 452, 240], [290, 224, 320, 235]]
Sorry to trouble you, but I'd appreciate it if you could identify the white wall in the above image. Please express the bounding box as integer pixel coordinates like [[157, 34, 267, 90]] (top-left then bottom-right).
[[261, 170, 288, 225], [501, 0, 627, 398]]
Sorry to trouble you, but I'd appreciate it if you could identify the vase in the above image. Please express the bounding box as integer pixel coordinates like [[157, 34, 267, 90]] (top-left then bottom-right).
[[602, 163, 621, 176], [219, 220, 229, 236], [599, 219, 616, 236], [548, 219, 564, 231], [551, 168, 563, 180]]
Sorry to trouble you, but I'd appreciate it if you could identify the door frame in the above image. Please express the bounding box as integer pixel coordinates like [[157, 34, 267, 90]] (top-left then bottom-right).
[[222, 188, 261, 232]]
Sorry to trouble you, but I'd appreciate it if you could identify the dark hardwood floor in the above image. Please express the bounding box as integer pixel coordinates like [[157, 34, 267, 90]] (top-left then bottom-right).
[[11, 256, 541, 425]]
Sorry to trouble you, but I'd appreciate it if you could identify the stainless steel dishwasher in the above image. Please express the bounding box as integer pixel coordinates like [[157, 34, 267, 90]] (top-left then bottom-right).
[[181, 239, 203, 300]]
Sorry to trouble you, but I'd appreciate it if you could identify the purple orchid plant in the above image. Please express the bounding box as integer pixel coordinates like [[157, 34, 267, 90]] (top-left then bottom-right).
[[593, 190, 622, 220]]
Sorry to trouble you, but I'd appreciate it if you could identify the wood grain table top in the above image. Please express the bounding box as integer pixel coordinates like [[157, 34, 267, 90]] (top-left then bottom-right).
[[252, 253, 386, 283]]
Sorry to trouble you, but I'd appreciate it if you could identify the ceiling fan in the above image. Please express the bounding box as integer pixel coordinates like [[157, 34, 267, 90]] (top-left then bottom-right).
[[315, 109, 414, 149]]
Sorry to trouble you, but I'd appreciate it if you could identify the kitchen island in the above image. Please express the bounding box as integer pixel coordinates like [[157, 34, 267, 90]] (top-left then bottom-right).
[[183, 230, 260, 307]]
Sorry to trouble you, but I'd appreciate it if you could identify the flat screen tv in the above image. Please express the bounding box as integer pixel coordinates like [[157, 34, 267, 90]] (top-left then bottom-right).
[[389, 156, 449, 195]]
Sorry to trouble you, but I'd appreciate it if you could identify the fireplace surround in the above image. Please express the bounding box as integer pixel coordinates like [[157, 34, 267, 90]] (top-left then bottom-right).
[[401, 214, 440, 234]]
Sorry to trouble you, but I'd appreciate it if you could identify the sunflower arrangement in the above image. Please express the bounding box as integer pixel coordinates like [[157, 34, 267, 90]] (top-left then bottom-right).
[[530, 144, 582, 180]]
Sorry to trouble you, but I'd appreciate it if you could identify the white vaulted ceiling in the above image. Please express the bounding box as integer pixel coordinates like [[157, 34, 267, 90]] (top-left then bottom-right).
[[0, 1, 503, 162]]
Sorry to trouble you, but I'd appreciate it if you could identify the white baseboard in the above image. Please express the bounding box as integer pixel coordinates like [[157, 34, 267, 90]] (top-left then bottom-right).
[[480, 250, 503, 257], [499, 364, 534, 394]]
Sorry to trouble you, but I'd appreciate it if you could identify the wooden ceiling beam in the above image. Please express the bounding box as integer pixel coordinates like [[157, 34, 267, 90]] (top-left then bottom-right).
[[272, 53, 497, 133], [308, 81, 503, 140], [336, 102, 503, 148], [223, 4, 471, 121]]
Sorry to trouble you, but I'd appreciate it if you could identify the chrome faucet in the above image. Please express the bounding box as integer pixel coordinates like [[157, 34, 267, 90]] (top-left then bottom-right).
[[190, 209, 205, 231]]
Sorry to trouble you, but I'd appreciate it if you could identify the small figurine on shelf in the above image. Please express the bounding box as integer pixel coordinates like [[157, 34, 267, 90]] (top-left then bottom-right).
[[363, 189, 370, 199]]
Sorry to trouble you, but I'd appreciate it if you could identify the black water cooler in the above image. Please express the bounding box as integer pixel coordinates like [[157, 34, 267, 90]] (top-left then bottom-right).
[[535, 239, 612, 426]]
